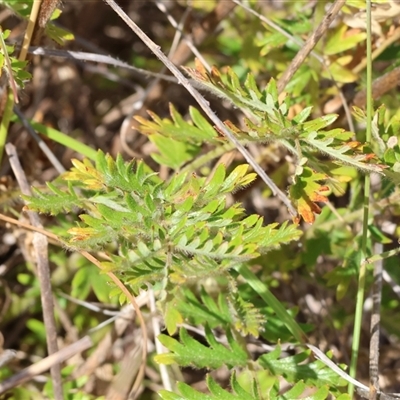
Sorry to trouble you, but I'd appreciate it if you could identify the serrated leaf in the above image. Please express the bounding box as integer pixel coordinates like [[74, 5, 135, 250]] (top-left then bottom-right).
[[155, 327, 248, 369], [303, 132, 384, 174], [23, 183, 82, 215], [135, 103, 217, 144], [64, 157, 104, 190], [176, 287, 232, 327], [229, 292, 265, 337], [289, 166, 330, 224], [260, 221, 303, 250], [27, 152, 302, 299], [159, 372, 259, 400], [183, 60, 282, 116]]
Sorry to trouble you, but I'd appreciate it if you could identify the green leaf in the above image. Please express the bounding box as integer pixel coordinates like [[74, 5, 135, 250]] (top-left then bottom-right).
[[289, 165, 329, 224], [135, 103, 217, 144], [176, 287, 233, 328], [325, 25, 366, 55], [150, 134, 200, 169], [302, 115, 338, 133], [229, 291, 265, 337], [27, 319, 46, 343], [258, 345, 347, 388], [368, 224, 393, 244], [303, 131, 383, 174], [71, 264, 112, 303], [258, 31, 288, 55], [183, 61, 283, 118], [260, 221, 303, 250], [45, 23, 74, 45], [292, 106, 313, 124], [155, 327, 248, 369], [325, 60, 358, 83], [165, 302, 183, 335], [27, 152, 302, 306], [159, 372, 259, 400], [188, 107, 218, 139], [24, 120, 97, 160], [23, 182, 82, 215]]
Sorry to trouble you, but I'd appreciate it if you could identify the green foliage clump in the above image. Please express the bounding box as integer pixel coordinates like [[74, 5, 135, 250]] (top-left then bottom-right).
[[7, 0, 400, 398], [25, 150, 301, 337], [24, 147, 354, 398]]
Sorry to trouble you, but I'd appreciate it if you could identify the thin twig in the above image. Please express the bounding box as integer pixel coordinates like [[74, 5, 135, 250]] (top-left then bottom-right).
[[103, 0, 297, 217], [0, 336, 92, 395], [120, 2, 193, 159], [364, 247, 400, 266], [154, 0, 211, 71], [13, 106, 65, 174], [19, 0, 42, 61], [165, 0, 236, 67], [277, 0, 346, 94], [307, 344, 400, 400], [148, 289, 173, 393], [5, 143, 63, 400], [29, 47, 178, 83], [0, 212, 59, 240]]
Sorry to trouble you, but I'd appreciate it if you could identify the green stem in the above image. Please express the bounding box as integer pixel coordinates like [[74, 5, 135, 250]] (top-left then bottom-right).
[[349, 1, 372, 396], [364, 247, 400, 265], [0, 91, 14, 165]]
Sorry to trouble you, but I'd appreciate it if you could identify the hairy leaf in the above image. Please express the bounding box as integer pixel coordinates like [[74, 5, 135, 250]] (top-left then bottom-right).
[[25, 151, 301, 290], [155, 327, 248, 369]]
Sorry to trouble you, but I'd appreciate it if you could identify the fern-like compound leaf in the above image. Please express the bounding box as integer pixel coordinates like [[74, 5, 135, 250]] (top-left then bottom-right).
[[23, 182, 82, 215], [24, 151, 302, 291], [155, 327, 248, 369]]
